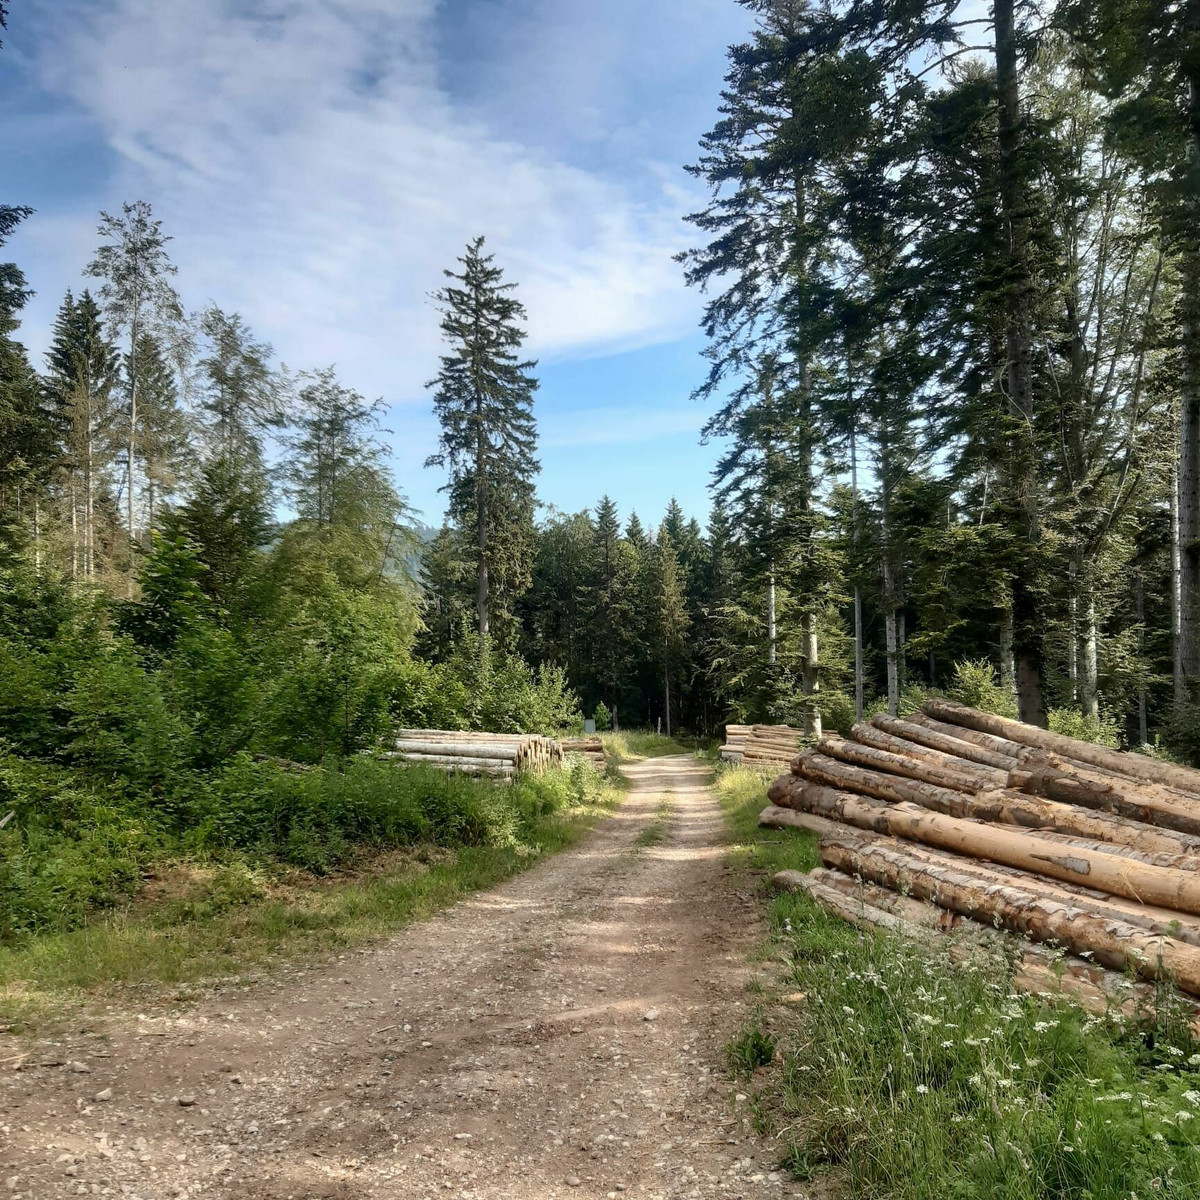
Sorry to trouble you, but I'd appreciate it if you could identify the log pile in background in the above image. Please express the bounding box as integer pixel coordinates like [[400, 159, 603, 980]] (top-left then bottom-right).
[[387, 730, 564, 778], [560, 736, 607, 769], [720, 723, 805, 766], [761, 700, 1200, 1005]]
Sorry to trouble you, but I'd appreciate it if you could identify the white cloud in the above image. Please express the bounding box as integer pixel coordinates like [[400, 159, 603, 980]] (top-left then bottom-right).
[[24, 0, 706, 402]]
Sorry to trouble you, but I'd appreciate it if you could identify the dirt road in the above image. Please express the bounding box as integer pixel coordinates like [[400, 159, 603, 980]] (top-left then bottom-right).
[[1, 755, 794, 1199]]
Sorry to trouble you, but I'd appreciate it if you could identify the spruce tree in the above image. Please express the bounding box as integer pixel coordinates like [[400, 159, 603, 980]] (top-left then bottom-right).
[[426, 237, 539, 650], [0, 204, 51, 554], [43, 289, 120, 579], [85, 201, 184, 593]]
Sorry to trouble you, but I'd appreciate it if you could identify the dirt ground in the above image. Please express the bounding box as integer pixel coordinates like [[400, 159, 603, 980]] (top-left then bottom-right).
[[0, 755, 799, 1200]]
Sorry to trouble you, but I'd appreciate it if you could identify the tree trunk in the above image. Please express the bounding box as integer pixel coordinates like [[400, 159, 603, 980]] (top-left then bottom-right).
[[664, 636, 672, 739], [1079, 590, 1099, 720], [818, 833, 1200, 995], [1136, 565, 1149, 745], [767, 562, 777, 667], [70, 480, 78, 581], [850, 423, 864, 722], [1174, 464, 1186, 710], [784, 782, 1200, 914], [925, 698, 1200, 795], [802, 610, 822, 739], [834, 727, 1008, 791], [871, 713, 1018, 770], [999, 603, 1016, 695], [995, 0, 1044, 726], [881, 423, 899, 716], [32, 492, 41, 574], [781, 760, 1200, 851], [84, 411, 94, 580]]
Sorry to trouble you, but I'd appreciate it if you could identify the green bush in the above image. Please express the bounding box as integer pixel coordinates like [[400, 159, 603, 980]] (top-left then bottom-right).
[[947, 658, 1018, 718], [1048, 707, 1121, 747]]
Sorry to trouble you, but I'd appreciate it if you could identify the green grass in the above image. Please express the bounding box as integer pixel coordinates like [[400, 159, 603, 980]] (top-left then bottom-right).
[[0, 764, 620, 1033], [717, 763, 1200, 1199], [633, 796, 673, 848], [602, 729, 695, 763]]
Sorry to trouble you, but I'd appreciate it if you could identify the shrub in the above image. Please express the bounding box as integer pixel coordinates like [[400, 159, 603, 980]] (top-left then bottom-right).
[[593, 701, 612, 732], [1048, 707, 1121, 747], [947, 658, 1018, 718]]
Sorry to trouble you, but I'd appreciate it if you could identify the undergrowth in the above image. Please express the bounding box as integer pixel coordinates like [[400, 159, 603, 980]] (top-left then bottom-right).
[[602, 729, 696, 763], [717, 762, 1200, 1199], [1, 757, 617, 1031]]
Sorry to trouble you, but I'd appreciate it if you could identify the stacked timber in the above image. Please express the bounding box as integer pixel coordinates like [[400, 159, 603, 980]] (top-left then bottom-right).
[[761, 700, 1200, 1005], [387, 730, 563, 778], [561, 736, 606, 768], [720, 723, 805, 766]]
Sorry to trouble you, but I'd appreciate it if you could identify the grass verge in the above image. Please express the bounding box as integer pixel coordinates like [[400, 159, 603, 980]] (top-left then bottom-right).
[[716, 762, 1200, 1200], [602, 729, 701, 764], [1, 762, 619, 1034]]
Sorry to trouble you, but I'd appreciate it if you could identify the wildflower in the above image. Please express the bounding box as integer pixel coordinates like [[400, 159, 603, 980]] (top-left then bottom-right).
[[842, 1006, 855, 1015], [1187, 1054, 1200, 1067], [915, 1085, 929, 1095], [1176, 1111, 1195, 1122], [941, 1041, 954, 1049], [997, 1079, 1013, 1089], [1182, 1090, 1200, 1106]]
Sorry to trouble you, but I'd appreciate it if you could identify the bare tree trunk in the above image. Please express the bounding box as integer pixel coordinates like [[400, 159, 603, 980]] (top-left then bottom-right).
[[850, 386, 864, 723], [1068, 591, 1079, 701], [767, 562, 777, 667], [802, 610, 822, 740], [70, 480, 78, 581], [33, 492, 41, 575], [1137, 565, 1149, 745], [1079, 590, 1099, 720], [85, 421, 94, 580], [995, 0, 1044, 726], [664, 637, 672, 739], [1175, 467, 1186, 710], [881, 421, 899, 716], [999, 604, 1016, 694]]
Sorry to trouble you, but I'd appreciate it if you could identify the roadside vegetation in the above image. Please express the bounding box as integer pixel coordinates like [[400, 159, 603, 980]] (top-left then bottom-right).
[[1, 758, 618, 1031], [719, 765, 1200, 1199]]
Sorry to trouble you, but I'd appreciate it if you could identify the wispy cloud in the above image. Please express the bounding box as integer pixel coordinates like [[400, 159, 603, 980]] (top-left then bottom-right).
[[21, 0, 709, 401]]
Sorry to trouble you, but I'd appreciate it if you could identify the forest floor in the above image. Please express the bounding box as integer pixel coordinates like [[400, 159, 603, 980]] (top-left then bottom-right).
[[0, 755, 802, 1200]]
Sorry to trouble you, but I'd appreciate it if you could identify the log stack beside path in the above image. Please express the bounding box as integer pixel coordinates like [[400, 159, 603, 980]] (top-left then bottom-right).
[[387, 730, 564, 778], [720, 723, 805, 767], [560, 736, 607, 768], [761, 700, 1200, 1003]]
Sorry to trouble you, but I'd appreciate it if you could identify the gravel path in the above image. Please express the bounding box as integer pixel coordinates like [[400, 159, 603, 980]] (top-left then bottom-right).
[[1, 755, 795, 1199]]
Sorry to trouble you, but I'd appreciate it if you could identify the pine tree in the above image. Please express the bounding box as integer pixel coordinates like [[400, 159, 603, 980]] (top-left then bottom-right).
[[129, 332, 189, 534], [647, 522, 690, 737], [85, 201, 184, 594], [195, 306, 282, 465], [426, 237, 539, 653], [0, 204, 52, 556], [43, 289, 120, 579]]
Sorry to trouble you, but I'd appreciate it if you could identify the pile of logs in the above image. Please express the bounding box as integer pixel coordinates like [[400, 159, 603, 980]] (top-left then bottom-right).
[[388, 730, 564, 778], [560, 736, 606, 768], [720, 723, 805, 766], [761, 700, 1200, 1005]]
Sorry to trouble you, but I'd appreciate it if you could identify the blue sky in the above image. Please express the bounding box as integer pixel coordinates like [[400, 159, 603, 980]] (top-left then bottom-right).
[[2, 0, 754, 530]]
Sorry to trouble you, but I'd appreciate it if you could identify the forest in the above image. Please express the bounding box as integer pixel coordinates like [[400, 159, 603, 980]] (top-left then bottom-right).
[[1, 0, 1199, 922]]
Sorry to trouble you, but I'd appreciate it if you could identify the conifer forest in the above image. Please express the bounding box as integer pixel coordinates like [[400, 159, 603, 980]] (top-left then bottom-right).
[[5, 2, 1200, 1195]]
